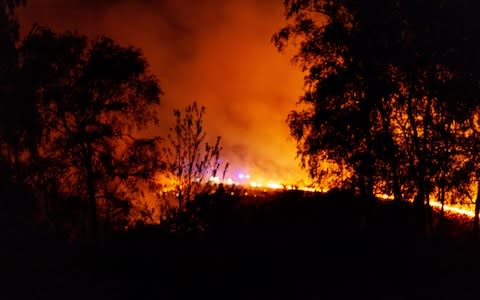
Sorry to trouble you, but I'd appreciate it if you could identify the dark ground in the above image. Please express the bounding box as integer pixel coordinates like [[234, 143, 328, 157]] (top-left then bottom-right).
[[2, 190, 480, 300]]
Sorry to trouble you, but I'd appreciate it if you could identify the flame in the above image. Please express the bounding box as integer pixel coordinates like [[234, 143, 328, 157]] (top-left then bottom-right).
[[163, 172, 477, 219], [373, 192, 476, 218], [429, 201, 475, 218], [209, 172, 323, 192], [267, 182, 283, 190], [377, 194, 395, 200]]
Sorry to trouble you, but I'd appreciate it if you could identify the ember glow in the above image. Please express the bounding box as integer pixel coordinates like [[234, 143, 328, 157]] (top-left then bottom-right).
[[17, 0, 308, 185], [375, 193, 476, 218], [209, 173, 321, 192], [429, 201, 475, 218]]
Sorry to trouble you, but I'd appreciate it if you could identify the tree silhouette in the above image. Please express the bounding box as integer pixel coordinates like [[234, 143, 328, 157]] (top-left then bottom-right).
[[274, 0, 480, 231], [0, 0, 38, 240], [163, 102, 228, 210], [0, 0, 24, 76], [461, 114, 480, 235], [0, 0, 32, 181], [12, 26, 163, 240]]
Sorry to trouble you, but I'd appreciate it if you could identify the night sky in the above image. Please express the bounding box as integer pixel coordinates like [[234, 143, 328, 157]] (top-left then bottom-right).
[[18, 0, 308, 185]]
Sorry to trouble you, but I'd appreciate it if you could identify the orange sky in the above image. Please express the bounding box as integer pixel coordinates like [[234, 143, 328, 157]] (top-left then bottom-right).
[[18, 0, 309, 185]]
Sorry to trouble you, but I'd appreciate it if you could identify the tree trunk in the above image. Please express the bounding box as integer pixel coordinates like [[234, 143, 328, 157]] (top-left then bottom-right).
[[364, 113, 375, 202], [415, 165, 429, 235], [425, 184, 432, 237], [406, 95, 428, 236], [104, 200, 111, 241], [474, 179, 480, 238], [378, 101, 403, 203], [177, 187, 183, 210], [439, 176, 445, 227], [386, 135, 402, 203], [358, 152, 375, 202], [84, 146, 98, 242], [422, 97, 433, 236]]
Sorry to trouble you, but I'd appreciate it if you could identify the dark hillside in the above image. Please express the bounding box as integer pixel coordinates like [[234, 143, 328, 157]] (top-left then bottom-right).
[[2, 190, 480, 299]]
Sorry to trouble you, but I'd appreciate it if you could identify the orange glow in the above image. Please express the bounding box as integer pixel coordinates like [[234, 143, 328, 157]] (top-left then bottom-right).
[[21, 1, 478, 218], [377, 194, 395, 201], [267, 182, 283, 190], [429, 201, 475, 218], [374, 192, 477, 218], [17, 0, 308, 185]]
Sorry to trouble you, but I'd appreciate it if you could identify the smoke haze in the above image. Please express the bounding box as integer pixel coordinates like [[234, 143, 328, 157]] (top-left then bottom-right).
[[18, 0, 308, 184]]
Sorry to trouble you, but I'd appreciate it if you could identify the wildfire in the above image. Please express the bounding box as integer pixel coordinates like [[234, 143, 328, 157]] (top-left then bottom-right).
[[207, 172, 321, 192], [429, 201, 475, 218], [374, 192, 476, 218], [163, 171, 477, 218]]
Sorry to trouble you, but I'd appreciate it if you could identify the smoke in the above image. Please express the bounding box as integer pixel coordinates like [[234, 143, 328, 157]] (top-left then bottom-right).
[[18, 0, 308, 184]]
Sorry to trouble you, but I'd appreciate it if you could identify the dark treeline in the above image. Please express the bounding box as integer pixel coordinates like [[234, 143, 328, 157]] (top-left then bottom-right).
[[274, 0, 480, 233], [5, 189, 480, 299]]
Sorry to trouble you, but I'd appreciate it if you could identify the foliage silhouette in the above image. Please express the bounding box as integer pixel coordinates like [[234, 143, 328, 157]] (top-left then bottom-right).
[[274, 0, 480, 232], [31, 28, 162, 240], [0, 0, 40, 245], [0, 13, 163, 241]]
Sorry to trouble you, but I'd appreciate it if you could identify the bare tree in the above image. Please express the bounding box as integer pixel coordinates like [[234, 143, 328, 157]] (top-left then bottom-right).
[[163, 102, 228, 210]]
